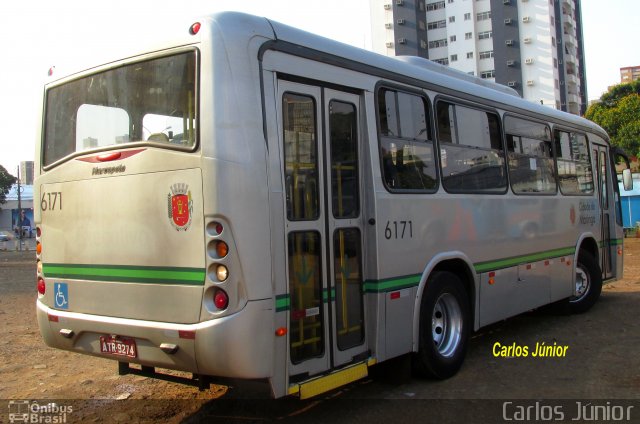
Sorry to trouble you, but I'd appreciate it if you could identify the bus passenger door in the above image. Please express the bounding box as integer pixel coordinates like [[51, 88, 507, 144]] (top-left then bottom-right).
[[594, 144, 614, 279], [277, 81, 368, 381], [323, 89, 367, 367]]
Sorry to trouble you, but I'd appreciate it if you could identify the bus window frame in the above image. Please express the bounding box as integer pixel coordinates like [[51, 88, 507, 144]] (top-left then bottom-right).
[[282, 90, 321, 222], [434, 95, 509, 195], [41, 46, 201, 171], [502, 112, 558, 196], [328, 98, 362, 220], [374, 82, 439, 194], [551, 126, 595, 197], [609, 146, 625, 226], [587, 133, 610, 209]]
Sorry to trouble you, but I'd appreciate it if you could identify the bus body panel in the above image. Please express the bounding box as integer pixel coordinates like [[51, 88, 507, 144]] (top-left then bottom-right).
[[373, 193, 591, 331], [39, 165, 205, 324], [38, 298, 274, 378], [38, 300, 198, 372], [198, 16, 275, 304], [194, 298, 274, 379]]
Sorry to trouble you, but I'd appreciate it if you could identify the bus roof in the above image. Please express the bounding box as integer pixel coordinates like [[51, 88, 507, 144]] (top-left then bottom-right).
[[45, 10, 609, 143], [259, 12, 608, 141]]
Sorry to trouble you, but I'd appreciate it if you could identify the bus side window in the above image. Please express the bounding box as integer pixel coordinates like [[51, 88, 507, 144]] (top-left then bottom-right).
[[554, 130, 594, 195], [283, 93, 320, 221], [377, 88, 437, 192], [437, 101, 507, 193], [504, 116, 556, 194]]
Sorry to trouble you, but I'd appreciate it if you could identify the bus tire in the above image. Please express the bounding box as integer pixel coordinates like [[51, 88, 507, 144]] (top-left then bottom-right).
[[568, 251, 602, 314], [413, 271, 470, 379]]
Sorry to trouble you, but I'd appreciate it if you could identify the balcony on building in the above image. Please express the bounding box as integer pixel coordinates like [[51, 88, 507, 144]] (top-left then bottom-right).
[[567, 91, 580, 105], [567, 94, 580, 115], [563, 45, 577, 66], [563, 31, 577, 48], [562, 13, 575, 28], [565, 72, 578, 86]]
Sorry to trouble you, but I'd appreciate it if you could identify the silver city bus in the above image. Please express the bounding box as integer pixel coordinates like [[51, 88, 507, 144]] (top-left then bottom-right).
[[35, 12, 634, 399]]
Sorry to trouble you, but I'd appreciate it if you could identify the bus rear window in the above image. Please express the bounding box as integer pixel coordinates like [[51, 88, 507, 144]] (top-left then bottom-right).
[[43, 50, 197, 166]]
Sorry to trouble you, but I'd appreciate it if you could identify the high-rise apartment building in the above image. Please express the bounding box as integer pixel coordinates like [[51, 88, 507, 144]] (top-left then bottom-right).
[[19, 161, 34, 185], [370, 0, 588, 115], [620, 66, 640, 84]]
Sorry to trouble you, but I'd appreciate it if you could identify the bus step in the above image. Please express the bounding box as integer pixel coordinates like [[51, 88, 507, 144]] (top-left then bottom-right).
[[288, 359, 375, 399]]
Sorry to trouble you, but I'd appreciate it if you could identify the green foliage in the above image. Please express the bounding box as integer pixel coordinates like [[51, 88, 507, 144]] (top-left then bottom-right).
[[585, 81, 640, 157], [0, 165, 17, 205], [598, 79, 640, 108]]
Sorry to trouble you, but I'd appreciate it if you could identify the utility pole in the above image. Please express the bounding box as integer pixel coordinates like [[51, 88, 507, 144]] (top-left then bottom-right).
[[17, 165, 22, 251]]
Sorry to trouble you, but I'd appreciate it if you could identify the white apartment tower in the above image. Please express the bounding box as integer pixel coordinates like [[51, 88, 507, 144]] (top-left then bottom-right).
[[370, 0, 587, 115]]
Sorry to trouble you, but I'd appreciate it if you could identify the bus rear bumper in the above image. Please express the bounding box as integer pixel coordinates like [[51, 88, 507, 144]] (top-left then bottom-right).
[[37, 298, 274, 379]]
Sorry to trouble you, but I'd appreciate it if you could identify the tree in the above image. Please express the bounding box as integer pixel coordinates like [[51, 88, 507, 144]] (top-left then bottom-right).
[[585, 81, 640, 158], [598, 79, 640, 108], [0, 165, 17, 205]]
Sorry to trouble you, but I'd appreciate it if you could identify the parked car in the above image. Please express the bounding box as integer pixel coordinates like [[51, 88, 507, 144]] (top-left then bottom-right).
[[0, 230, 13, 242]]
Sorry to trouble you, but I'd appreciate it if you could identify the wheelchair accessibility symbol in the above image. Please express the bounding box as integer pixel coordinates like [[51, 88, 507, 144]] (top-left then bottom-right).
[[54, 282, 69, 310]]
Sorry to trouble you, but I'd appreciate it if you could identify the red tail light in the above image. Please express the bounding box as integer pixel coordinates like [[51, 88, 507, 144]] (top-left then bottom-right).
[[37, 278, 46, 295], [214, 289, 229, 310]]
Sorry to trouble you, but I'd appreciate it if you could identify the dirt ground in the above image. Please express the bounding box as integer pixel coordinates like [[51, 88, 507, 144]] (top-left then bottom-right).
[[1, 239, 639, 423]]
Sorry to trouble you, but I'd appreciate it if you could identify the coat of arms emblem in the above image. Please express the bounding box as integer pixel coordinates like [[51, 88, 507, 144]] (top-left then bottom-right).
[[168, 183, 193, 231]]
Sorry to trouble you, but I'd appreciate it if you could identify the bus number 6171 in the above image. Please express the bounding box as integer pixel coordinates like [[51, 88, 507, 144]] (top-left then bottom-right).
[[385, 220, 413, 240], [41, 192, 62, 211]]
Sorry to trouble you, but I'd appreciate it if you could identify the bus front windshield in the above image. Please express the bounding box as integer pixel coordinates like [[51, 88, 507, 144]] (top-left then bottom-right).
[[43, 50, 197, 166]]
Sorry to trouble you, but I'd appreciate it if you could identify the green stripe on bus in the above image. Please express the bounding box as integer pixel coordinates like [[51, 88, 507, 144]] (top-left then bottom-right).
[[598, 239, 624, 248], [363, 274, 421, 293], [322, 289, 336, 302], [275, 289, 336, 312], [277, 243, 610, 306], [42, 263, 205, 286], [275, 294, 290, 312], [473, 247, 576, 273], [44, 263, 204, 273]]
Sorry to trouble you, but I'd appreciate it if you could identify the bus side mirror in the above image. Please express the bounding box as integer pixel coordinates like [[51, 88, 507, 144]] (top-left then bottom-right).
[[622, 168, 633, 191], [612, 146, 633, 191]]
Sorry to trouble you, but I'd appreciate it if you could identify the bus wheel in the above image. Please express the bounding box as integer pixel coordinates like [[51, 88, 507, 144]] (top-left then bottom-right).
[[413, 271, 470, 379], [568, 251, 602, 313]]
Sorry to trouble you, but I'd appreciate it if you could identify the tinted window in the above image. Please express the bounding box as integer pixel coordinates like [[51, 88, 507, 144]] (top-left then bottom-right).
[[44, 51, 197, 166], [437, 101, 506, 193], [505, 116, 556, 194], [554, 130, 594, 195], [283, 93, 319, 220], [287, 231, 324, 363], [329, 101, 359, 219], [378, 89, 437, 191]]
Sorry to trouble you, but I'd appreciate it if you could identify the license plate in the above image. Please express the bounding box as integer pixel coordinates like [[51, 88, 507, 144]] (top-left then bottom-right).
[[99, 336, 137, 358]]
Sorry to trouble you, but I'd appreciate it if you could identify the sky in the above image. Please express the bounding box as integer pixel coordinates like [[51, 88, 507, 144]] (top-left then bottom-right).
[[0, 0, 638, 177]]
